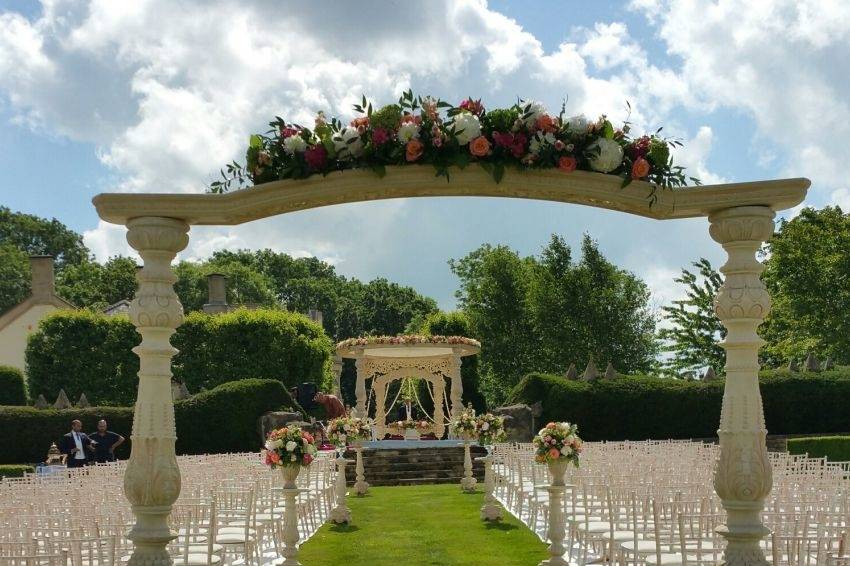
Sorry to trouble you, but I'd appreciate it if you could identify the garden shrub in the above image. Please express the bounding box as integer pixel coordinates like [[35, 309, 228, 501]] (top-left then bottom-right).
[[509, 369, 850, 441], [25, 308, 333, 406], [0, 365, 27, 405], [787, 436, 850, 462], [0, 465, 35, 478], [0, 379, 300, 464]]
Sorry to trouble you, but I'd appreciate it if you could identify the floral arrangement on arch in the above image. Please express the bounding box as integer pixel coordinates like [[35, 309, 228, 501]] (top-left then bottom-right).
[[451, 407, 479, 440], [326, 415, 372, 447], [262, 426, 317, 468], [475, 413, 507, 446], [533, 422, 583, 467], [211, 90, 698, 205], [337, 335, 481, 349]]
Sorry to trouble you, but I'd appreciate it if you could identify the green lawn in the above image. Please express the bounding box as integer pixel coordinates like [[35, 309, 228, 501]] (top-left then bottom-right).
[[299, 484, 547, 565]]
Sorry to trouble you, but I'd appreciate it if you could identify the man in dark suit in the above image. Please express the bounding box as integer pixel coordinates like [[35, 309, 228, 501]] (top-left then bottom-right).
[[59, 419, 93, 468]]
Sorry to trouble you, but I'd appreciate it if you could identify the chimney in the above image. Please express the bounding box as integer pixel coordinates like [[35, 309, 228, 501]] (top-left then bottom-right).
[[29, 255, 56, 302], [203, 273, 229, 314], [308, 308, 323, 326]]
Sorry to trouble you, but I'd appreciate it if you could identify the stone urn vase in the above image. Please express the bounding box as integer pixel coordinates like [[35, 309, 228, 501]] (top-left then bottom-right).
[[280, 464, 301, 489], [403, 428, 420, 441], [547, 458, 569, 487]]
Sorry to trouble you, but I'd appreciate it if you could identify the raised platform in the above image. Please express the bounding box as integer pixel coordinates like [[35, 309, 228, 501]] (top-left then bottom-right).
[[345, 443, 486, 486], [357, 439, 468, 450]]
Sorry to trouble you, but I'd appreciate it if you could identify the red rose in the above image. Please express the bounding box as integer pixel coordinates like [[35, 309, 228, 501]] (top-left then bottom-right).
[[558, 156, 577, 173], [304, 145, 328, 170]]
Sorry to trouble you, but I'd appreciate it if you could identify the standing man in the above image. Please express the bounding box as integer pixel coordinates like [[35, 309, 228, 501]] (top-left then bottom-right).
[[59, 420, 93, 468], [89, 419, 125, 463]]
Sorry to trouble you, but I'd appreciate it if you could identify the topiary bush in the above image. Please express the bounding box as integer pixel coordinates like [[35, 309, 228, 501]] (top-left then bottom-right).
[[172, 309, 332, 393], [0, 365, 27, 405], [787, 436, 850, 462], [0, 465, 35, 478], [0, 379, 301, 464], [26, 310, 140, 406], [25, 308, 333, 406], [509, 369, 850, 441]]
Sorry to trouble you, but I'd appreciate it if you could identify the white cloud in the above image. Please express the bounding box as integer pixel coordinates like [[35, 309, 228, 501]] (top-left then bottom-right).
[[830, 188, 850, 212]]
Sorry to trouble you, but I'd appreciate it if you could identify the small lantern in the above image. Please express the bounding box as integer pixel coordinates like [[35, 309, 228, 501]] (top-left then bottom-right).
[[46, 442, 63, 465]]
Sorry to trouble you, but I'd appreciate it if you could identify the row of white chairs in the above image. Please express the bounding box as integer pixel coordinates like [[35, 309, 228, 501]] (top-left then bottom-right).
[[491, 440, 850, 565]]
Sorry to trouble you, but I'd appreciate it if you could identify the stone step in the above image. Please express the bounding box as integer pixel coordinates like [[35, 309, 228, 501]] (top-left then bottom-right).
[[341, 446, 487, 486]]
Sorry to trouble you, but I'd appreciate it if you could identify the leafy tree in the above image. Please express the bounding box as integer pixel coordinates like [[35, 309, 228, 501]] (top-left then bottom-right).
[[173, 260, 278, 313], [658, 258, 725, 375], [761, 206, 850, 365], [0, 207, 89, 268], [56, 256, 138, 310], [0, 244, 30, 313]]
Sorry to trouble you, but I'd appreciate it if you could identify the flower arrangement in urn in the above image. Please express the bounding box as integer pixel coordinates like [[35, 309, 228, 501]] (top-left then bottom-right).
[[262, 426, 318, 468], [533, 422, 583, 467], [451, 407, 479, 441], [475, 413, 507, 447], [326, 415, 372, 448]]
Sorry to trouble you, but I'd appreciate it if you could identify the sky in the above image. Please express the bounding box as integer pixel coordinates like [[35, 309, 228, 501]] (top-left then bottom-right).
[[1, 0, 848, 312]]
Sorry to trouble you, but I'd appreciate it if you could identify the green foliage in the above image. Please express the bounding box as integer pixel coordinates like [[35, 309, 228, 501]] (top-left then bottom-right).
[[787, 436, 850, 462], [0, 379, 297, 464], [418, 311, 486, 412], [0, 365, 27, 405], [175, 379, 298, 454], [659, 259, 726, 375], [0, 243, 30, 313], [761, 206, 850, 365], [174, 260, 278, 313], [482, 107, 520, 133], [26, 310, 140, 406], [509, 370, 850, 440], [0, 206, 89, 268], [0, 406, 134, 465], [451, 235, 658, 406], [56, 256, 138, 311], [369, 104, 403, 131], [172, 309, 333, 392], [0, 465, 35, 478]]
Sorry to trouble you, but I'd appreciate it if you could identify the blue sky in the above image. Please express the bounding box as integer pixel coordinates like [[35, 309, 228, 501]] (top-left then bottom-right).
[[1, 0, 848, 311]]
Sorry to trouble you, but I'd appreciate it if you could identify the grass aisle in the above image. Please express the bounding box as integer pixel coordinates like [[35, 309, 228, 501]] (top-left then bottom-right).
[[299, 484, 547, 565]]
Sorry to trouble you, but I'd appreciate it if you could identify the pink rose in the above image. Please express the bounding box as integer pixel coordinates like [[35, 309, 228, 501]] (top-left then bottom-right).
[[548, 448, 561, 460], [372, 128, 390, 146], [303, 454, 314, 465], [304, 145, 328, 170]]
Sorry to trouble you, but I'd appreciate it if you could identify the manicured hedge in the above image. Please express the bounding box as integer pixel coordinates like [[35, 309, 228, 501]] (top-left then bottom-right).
[[172, 309, 332, 393], [0, 465, 35, 478], [0, 378, 300, 464], [26, 309, 333, 406], [787, 436, 850, 462], [509, 369, 850, 441], [0, 365, 27, 405]]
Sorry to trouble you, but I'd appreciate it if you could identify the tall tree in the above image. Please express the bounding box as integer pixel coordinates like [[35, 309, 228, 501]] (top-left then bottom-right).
[[0, 207, 89, 268], [173, 260, 278, 313], [0, 244, 30, 313], [56, 256, 139, 310], [761, 206, 850, 365], [658, 258, 725, 375]]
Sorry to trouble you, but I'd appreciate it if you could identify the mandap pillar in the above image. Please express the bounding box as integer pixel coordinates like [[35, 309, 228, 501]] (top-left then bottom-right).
[[332, 354, 343, 398], [123, 217, 190, 565], [374, 380, 387, 439], [709, 206, 775, 565], [448, 351, 464, 423], [433, 376, 446, 439], [354, 357, 367, 418]]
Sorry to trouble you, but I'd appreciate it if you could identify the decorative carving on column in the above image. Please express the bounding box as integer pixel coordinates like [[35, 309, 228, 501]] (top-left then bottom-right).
[[332, 355, 343, 398], [123, 216, 189, 566], [448, 351, 464, 424], [433, 376, 446, 439], [354, 356, 367, 418], [374, 380, 387, 440], [709, 206, 775, 566]]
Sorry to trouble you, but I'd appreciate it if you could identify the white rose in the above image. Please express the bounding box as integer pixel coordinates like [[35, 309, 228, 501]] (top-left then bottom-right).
[[333, 128, 364, 159], [285, 441, 297, 452], [529, 131, 556, 154], [283, 134, 307, 154], [339, 434, 347, 443], [481, 422, 490, 431], [452, 112, 481, 145], [588, 138, 624, 173], [397, 122, 420, 143], [566, 114, 589, 132], [343, 424, 351, 432], [270, 439, 283, 450], [264, 440, 275, 451], [520, 100, 547, 126]]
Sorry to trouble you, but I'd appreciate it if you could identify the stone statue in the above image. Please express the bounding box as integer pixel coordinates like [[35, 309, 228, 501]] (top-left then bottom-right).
[[564, 363, 578, 380]]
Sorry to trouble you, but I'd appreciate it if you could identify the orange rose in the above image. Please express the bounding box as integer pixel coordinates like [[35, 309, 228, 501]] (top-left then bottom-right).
[[406, 139, 424, 162], [469, 135, 491, 157], [631, 157, 650, 179], [535, 114, 557, 133], [558, 156, 577, 173]]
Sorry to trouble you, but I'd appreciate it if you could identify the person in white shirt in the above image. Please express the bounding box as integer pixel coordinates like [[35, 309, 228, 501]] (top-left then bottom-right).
[[59, 419, 93, 468]]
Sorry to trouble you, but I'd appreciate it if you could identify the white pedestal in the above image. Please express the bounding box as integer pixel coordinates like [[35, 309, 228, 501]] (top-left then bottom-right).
[[353, 446, 369, 496], [460, 441, 477, 492], [475, 454, 502, 521]]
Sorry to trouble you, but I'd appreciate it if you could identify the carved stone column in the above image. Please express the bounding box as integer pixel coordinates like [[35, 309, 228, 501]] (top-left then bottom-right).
[[374, 380, 387, 440], [433, 376, 446, 439], [709, 206, 775, 565], [332, 354, 343, 398], [448, 351, 464, 424], [354, 357, 367, 418], [123, 216, 189, 565]]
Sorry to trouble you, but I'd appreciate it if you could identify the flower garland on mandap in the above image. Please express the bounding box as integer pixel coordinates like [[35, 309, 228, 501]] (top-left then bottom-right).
[[211, 91, 698, 205], [337, 335, 480, 350], [262, 426, 317, 468], [326, 416, 372, 447], [533, 422, 583, 467]]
